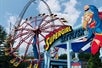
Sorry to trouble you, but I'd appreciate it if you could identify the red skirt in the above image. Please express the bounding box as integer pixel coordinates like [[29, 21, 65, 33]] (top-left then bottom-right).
[[91, 33, 102, 55]]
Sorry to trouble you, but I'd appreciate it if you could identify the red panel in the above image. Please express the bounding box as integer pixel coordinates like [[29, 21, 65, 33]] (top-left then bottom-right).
[[99, 12, 102, 20], [72, 62, 81, 66]]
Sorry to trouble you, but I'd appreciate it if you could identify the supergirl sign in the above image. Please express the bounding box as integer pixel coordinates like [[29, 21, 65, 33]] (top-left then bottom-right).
[[45, 25, 72, 51]]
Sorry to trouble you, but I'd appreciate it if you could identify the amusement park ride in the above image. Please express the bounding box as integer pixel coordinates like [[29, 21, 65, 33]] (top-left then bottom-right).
[[4, 0, 69, 68], [3, 0, 102, 68]]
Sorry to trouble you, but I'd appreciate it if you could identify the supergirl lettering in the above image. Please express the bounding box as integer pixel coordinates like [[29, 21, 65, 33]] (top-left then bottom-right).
[[45, 26, 72, 51]]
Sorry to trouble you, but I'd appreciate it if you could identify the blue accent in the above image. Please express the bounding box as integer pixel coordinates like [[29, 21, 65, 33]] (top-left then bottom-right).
[[56, 39, 92, 52], [56, 44, 67, 49], [32, 35, 39, 59], [71, 40, 91, 52]]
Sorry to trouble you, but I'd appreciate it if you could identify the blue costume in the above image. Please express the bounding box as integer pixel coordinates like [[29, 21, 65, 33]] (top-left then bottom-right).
[[83, 5, 102, 55]]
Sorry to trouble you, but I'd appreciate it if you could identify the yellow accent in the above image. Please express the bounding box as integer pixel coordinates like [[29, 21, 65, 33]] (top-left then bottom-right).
[[28, 63, 32, 68], [4, 48, 9, 51], [13, 62, 20, 67], [55, 53, 58, 60], [34, 64, 38, 68], [45, 37, 50, 50], [10, 59, 16, 63], [5, 52, 9, 56], [45, 26, 72, 50]]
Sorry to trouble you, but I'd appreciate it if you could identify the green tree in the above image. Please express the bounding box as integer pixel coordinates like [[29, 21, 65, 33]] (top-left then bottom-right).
[[0, 25, 7, 43], [0, 25, 7, 68], [79, 52, 102, 68], [0, 25, 14, 68], [0, 25, 7, 56], [79, 53, 91, 61], [88, 53, 102, 68], [59, 54, 67, 59]]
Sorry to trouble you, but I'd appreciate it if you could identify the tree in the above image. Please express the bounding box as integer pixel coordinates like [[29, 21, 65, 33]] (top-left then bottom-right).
[[0, 25, 7, 43], [0, 25, 14, 68], [0, 25, 7, 57], [59, 54, 67, 59], [79, 52, 102, 68], [59, 52, 102, 68], [88, 53, 102, 68], [0, 25, 7, 68], [79, 53, 91, 61]]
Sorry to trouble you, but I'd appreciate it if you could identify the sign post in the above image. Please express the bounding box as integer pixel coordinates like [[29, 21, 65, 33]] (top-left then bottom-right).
[[67, 41, 71, 68], [44, 50, 50, 68]]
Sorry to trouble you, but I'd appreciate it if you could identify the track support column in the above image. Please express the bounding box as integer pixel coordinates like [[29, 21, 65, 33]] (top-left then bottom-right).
[[67, 41, 71, 68]]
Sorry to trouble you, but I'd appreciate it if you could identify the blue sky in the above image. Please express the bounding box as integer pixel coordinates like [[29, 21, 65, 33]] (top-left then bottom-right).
[[0, 0, 102, 29]]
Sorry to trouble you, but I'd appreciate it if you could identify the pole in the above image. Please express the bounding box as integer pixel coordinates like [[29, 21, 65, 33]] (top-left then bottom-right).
[[75, 53, 79, 60], [67, 41, 71, 68], [44, 50, 50, 68], [44, 51, 47, 68], [99, 47, 102, 63], [32, 35, 39, 59]]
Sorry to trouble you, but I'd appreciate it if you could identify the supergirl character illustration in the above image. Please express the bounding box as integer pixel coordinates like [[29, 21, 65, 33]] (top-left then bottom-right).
[[82, 5, 102, 57]]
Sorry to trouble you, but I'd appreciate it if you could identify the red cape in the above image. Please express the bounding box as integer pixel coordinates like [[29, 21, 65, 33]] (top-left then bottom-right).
[[99, 12, 102, 20]]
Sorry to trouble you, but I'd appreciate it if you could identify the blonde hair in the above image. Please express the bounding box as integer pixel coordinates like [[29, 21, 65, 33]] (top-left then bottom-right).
[[82, 11, 93, 29]]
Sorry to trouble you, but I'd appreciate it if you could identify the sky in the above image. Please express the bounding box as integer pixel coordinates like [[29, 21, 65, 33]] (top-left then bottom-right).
[[0, 0, 102, 30], [0, 0, 102, 55]]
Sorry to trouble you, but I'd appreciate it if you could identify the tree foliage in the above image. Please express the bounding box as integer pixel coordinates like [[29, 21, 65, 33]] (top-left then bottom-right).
[[79, 52, 102, 68], [0, 25, 8, 68], [59, 52, 102, 68], [0, 25, 14, 68], [59, 54, 67, 59], [87, 53, 102, 68], [0, 25, 7, 44]]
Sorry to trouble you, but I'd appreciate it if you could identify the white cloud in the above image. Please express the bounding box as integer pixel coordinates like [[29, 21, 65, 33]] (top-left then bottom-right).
[[6, 15, 17, 34], [99, 7, 102, 11], [6, 15, 26, 34], [46, 0, 61, 12], [62, 0, 81, 27], [38, 0, 81, 27], [38, 0, 61, 14], [7, 16, 17, 25]]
